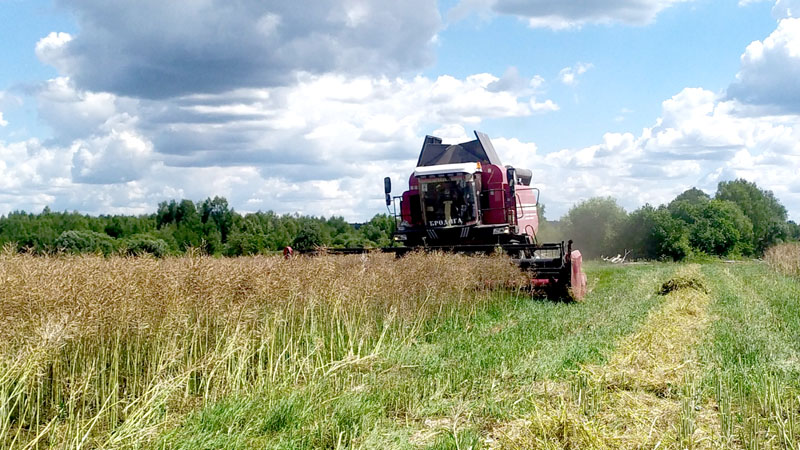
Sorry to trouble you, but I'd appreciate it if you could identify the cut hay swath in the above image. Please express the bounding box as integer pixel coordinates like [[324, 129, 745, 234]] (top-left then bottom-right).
[[489, 264, 719, 449]]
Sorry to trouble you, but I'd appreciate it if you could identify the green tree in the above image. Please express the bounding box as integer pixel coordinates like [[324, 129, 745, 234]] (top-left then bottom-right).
[[668, 188, 710, 224], [326, 216, 352, 239], [689, 199, 753, 256], [651, 209, 692, 261], [715, 179, 788, 253], [357, 214, 395, 247], [621, 205, 690, 261], [561, 197, 627, 258], [224, 231, 266, 256], [224, 215, 268, 256], [671, 187, 710, 205], [265, 221, 292, 250], [201, 223, 223, 254], [200, 196, 234, 243], [788, 221, 800, 240], [292, 222, 325, 250], [166, 200, 204, 251], [156, 200, 177, 228]]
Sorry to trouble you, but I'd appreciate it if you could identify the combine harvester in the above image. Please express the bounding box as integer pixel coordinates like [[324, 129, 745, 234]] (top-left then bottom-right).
[[386, 130, 586, 299], [293, 131, 587, 299]]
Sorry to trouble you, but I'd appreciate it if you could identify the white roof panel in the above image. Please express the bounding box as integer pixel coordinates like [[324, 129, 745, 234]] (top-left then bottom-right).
[[413, 162, 480, 177]]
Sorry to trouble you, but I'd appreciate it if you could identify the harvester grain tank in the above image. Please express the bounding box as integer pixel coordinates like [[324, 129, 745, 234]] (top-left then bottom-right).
[[385, 131, 587, 299]]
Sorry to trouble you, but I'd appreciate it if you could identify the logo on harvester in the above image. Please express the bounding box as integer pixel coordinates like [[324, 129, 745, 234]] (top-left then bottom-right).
[[428, 218, 464, 227]]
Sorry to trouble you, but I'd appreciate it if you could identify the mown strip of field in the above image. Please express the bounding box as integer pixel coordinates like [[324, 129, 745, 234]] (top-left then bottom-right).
[[488, 263, 718, 449], [699, 262, 800, 449], [490, 261, 800, 450], [158, 263, 673, 449]]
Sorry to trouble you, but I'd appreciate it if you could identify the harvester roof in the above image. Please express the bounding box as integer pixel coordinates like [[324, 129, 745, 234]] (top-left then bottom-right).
[[416, 130, 503, 167]]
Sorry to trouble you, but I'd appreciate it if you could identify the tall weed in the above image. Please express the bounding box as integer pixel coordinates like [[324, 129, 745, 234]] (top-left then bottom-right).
[[765, 242, 800, 277]]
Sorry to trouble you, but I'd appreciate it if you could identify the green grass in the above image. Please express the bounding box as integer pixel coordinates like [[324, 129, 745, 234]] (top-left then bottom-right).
[[699, 262, 800, 448], [158, 262, 674, 449]]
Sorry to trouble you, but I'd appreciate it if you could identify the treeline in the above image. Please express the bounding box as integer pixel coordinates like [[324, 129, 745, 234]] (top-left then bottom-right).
[[0, 196, 395, 256], [542, 179, 800, 260], [1, 179, 797, 260]]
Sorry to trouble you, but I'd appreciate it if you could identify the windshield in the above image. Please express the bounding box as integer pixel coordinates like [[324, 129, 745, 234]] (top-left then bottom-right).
[[420, 175, 477, 227]]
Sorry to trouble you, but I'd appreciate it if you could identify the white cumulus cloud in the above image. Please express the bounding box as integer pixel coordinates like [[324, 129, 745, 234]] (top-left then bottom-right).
[[728, 17, 800, 111], [34, 31, 73, 70], [0, 70, 559, 219], [71, 130, 155, 184], [559, 62, 594, 85], [2, 79, 799, 222]]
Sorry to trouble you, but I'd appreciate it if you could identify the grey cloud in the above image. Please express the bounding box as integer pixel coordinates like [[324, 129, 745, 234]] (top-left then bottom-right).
[[490, 0, 686, 27], [47, 0, 441, 98], [487, 67, 527, 92], [0, 91, 23, 109]]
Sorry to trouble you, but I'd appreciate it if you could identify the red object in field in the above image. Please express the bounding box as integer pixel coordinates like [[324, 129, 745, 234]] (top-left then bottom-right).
[[283, 246, 293, 259], [570, 250, 587, 300]]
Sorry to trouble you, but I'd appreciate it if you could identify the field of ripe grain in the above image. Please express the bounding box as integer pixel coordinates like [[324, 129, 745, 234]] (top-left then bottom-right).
[[1, 249, 799, 449]]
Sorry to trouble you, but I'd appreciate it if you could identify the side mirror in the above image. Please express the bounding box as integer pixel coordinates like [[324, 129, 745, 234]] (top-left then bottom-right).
[[506, 167, 516, 197], [384, 177, 392, 206]]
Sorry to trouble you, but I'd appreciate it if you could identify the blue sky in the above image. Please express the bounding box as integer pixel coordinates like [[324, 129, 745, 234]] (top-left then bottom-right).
[[430, 0, 777, 149], [0, 0, 72, 138], [1, 0, 799, 221]]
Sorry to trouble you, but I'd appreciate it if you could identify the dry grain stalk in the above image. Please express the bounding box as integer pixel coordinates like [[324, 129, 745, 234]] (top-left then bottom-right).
[[0, 251, 525, 448]]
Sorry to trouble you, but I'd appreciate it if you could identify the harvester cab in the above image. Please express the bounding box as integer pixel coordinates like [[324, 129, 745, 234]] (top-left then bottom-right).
[[390, 131, 540, 247], [388, 131, 537, 246], [385, 130, 587, 299]]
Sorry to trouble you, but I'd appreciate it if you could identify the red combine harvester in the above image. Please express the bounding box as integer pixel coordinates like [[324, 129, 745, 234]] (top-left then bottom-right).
[[384, 131, 586, 299]]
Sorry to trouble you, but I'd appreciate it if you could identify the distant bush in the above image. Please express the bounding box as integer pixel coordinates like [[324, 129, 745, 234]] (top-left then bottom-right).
[[123, 235, 169, 257], [292, 222, 326, 250], [223, 232, 266, 256], [619, 205, 691, 261], [716, 179, 790, 254], [55, 230, 116, 255]]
